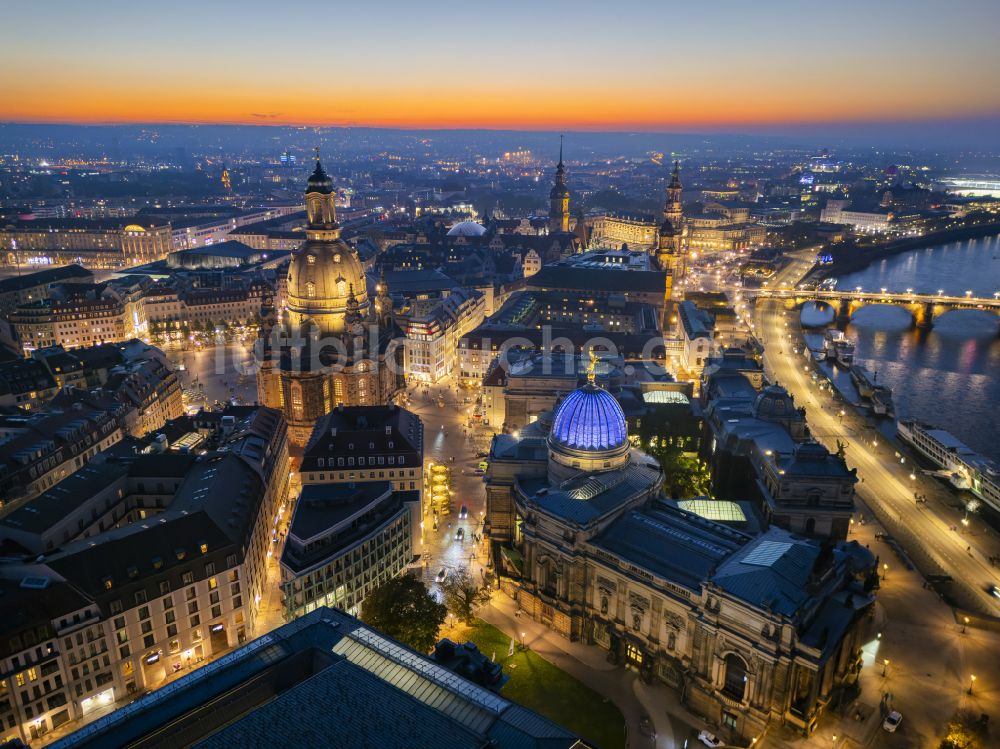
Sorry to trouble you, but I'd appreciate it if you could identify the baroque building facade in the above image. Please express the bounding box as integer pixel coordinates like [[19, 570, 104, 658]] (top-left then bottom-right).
[[485, 372, 876, 743], [257, 158, 403, 446], [656, 160, 688, 285]]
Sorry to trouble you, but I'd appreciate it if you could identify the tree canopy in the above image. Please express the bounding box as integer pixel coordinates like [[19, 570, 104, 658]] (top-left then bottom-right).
[[360, 574, 446, 653], [647, 442, 712, 499], [440, 567, 492, 624]]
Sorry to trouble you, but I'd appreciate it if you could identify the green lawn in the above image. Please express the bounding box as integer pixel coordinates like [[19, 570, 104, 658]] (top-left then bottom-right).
[[464, 620, 625, 749]]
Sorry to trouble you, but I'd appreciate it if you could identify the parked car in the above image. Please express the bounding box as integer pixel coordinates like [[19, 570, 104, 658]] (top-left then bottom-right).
[[459, 505, 468, 519], [883, 711, 902, 733], [455, 528, 465, 542], [435, 568, 447, 583], [697, 731, 723, 748]]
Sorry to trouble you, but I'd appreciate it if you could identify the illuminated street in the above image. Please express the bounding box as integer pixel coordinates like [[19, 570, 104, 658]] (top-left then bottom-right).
[[746, 255, 1000, 617], [404, 377, 492, 593]]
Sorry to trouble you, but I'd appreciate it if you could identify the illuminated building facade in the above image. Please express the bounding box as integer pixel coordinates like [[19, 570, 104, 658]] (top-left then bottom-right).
[[591, 213, 658, 250], [279, 481, 419, 620], [819, 199, 893, 233], [256, 158, 403, 446], [686, 201, 766, 254], [400, 288, 486, 383], [282, 404, 424, 619], [485, 376, 876, 743], [9, 279, 148, 353], [0, 407, 289, 745], [0, 220, 173, 268]]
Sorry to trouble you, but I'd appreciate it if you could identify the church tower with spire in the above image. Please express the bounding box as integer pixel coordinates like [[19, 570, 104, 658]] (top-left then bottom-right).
[[256, 150, 404, 446], [548, 137, 570, 234], [656, 160, 687, 288]]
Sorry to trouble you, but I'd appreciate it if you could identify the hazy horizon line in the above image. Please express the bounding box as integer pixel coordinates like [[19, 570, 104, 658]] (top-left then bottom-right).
[[3, 113, 1000, 135]]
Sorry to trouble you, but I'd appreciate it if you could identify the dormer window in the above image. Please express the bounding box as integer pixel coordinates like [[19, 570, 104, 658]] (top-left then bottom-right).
[[306, 282, 316, 299], [306, 254, 316, 265]]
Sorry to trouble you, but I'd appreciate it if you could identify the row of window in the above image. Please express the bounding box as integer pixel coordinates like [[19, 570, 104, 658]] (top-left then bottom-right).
[[316, 454, 408, 468]]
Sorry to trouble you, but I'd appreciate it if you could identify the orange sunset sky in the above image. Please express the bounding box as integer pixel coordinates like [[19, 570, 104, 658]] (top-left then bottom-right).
[[2, 0, 998, 131]]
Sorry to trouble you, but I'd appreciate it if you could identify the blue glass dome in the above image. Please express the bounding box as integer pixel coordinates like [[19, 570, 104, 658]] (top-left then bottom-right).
[[550, 384, 627, 452]]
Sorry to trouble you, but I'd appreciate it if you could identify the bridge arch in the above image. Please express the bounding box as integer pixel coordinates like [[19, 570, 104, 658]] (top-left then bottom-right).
[[930, 306, 1000, 333], [750, 289, 1000, 334], [846, 302, 920, 329]]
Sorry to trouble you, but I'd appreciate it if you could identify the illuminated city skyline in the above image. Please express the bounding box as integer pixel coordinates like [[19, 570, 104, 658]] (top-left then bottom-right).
[[3, 0, 999, 131]]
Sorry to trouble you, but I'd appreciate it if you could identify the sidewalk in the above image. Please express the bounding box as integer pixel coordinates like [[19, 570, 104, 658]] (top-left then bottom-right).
[[483, 594, 707, 748], [762, 516, 1000, 749]]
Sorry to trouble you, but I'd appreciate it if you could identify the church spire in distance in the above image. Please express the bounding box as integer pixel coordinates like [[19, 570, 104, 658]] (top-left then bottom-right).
[[549, 135, 570, 234]]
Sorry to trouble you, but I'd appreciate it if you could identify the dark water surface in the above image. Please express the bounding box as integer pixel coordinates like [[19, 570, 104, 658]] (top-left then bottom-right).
[[802, 234, 1000, 461]]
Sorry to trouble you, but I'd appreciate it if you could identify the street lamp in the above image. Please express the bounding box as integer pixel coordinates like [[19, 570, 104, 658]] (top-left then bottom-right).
[[882, 563, 888, 580], [962, 616, 970, 634], [965, 290, 973, 298], [969, 674, 977, 694], [520, 631, 526, 649], [882, 658, 890, 677]]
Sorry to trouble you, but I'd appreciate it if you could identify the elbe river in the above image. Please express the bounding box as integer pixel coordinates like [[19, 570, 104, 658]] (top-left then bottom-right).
[[801, 233, 1000, 462]]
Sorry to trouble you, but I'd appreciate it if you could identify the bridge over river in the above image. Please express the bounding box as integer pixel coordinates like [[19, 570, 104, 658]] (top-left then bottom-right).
[[742, 286, 1000, 330]]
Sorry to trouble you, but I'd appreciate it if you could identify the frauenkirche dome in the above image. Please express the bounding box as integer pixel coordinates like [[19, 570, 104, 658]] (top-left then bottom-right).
[[285, 158, 369, 335]]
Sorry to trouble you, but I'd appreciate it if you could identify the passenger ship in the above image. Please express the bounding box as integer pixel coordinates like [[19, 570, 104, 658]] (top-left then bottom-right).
[[823, 329, 856, 366], [897, 420, 1000, 511]]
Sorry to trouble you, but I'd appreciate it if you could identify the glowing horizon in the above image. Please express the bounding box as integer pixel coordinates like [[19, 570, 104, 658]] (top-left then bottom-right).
[[3, 0, 999, 132]]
